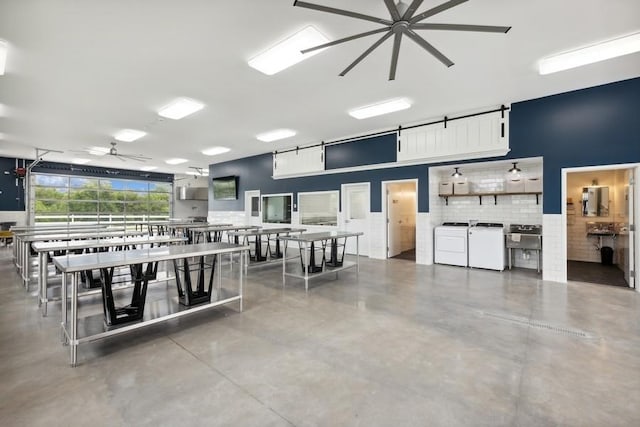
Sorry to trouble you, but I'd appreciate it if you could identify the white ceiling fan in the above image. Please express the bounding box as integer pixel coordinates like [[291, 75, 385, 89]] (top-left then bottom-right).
[[74, 141, 151, 162]]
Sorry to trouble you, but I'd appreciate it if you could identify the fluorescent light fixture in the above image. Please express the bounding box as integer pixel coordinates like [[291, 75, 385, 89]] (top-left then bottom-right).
[[348, 98, 412, 120], [158, 97, 204, 120], [256, 129, 296, 142], [165, 158, 188, 165], [538, 32, 640, 75], [0, 40, 7, 75], [201, 146, 230, 156], [186, 171, 209, 176], [88, 146, 109, 156], [114, 129, 146, 142], [140, 166, 158, 171], [71, 158, 91, 164], [248, 25, 330, 75]]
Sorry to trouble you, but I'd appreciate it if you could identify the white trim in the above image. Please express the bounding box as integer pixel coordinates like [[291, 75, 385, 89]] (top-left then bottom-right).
[[561, 162, 640, 287], [297, 190, 339, 227], [381, 178, 419, 260], [261, 192, 293, 225]]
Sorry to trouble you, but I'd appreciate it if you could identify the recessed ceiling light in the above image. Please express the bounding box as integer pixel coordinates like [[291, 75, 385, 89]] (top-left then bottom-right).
[[201, 146, 231, 156], [0, 40, 7, 75], [71, 158, 91, 164], [140, 166, 158, 171], [158, 98, 204, 120], [348, 98, 412, 119], [256, 129, 296, 142], [165, 158, 188, 165], [538, 32, 640, 75], [113, 129, 146, 142], [248, 25, 330, 75], [88, 146, 109, 156]]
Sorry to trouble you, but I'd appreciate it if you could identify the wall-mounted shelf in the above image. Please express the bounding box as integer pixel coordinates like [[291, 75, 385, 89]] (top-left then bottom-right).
[[439, 192, 542, 206]]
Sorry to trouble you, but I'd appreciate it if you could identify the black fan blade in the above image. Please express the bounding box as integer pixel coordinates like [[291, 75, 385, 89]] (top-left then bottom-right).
[[339, 31, 394, 76], [405, 29, 454, 67], [410, 0, 468, 24], [412, 23, 511, 33], [301, 27, 390, 54], [402, 0, 425, 20], [383, 0, 401, 21], [293, 1, 392, 25], [389, 33, 403, 80]]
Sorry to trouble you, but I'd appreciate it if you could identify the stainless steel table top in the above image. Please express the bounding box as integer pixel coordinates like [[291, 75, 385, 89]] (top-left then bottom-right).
[[190, 225, 260, 233], [280, 231, 364, 243], [32, 235, 186, 252], [20, 229, 147, 242], [13, 227, 121, 237], [10, 224, 111, 232], [227, 227, 306, 237], [53, 242, 249, 273]]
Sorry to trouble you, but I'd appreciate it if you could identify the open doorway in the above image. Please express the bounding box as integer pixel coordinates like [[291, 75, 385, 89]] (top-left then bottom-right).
[[565, 166, 636, 289], [383, 180, 417, 261]]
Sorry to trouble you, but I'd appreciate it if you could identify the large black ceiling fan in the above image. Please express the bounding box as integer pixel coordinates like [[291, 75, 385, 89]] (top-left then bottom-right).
[[293, 0, 511, 80]]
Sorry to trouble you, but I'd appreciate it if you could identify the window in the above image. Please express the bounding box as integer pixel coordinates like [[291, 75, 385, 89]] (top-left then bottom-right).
[[261, 194, 292, 224], [31, 173, 172, 224], [298, 191, 338, 226]]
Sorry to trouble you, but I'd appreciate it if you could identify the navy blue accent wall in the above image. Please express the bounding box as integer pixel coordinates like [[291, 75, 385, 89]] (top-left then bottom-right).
[[209, 77, 640, 215], [0, 157, 27, 211], [508, 77, 640, 213], [210, 153, 429, 213], [325, 133, 397, 170]]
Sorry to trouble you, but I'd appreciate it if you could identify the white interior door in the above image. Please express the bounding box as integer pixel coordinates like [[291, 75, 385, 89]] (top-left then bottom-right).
[[244, 190, 260, 226], [342, 183, 369, 256], [387, 185, 403, 258]]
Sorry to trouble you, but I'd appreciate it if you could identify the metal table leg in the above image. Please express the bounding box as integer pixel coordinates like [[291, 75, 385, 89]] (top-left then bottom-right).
[[70, 272, 78, 366]]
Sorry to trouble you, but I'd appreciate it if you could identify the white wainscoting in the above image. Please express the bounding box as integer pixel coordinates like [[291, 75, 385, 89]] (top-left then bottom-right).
[[542, 214, 566, 283]]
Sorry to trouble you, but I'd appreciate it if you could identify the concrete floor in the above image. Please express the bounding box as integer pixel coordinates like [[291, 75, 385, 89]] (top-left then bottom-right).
[[1, 247, 639, 427]]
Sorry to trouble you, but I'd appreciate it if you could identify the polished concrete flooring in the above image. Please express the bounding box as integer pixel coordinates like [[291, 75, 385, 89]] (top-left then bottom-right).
[[1, 247, 639, 426]]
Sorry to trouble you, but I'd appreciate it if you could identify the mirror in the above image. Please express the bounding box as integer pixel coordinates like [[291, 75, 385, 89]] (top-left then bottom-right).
[[582, 186, 609, 217]]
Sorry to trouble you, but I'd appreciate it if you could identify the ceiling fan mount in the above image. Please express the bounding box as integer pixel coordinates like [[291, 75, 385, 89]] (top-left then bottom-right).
[[74, 141, 151, 162], [293, 0, 511, 80]]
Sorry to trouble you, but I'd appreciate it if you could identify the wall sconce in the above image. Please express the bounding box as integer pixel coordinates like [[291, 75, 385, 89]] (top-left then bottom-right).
[[508, 162, 521, 174], [451, 167, 462, 178]]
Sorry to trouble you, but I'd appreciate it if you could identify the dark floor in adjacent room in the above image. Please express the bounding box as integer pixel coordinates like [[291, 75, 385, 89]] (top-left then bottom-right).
[[567, 260, 628, 287], [392, 248, 415, 261]]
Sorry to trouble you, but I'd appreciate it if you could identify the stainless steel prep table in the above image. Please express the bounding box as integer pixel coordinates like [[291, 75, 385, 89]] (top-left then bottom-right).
[[12, 225, 111, 270], [33, 235, 187, 316], [190, 225, 260, 244], [227, 227, 306, 267], [166, 222, 231, 243], [18, 229, 147, 288], [53, 242, 248, 366], [280, 231, 363, 291]]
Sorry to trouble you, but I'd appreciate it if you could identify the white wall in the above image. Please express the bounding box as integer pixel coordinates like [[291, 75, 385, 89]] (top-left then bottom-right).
[[0, 211, 28, 226], [429, 159, 543, 269]]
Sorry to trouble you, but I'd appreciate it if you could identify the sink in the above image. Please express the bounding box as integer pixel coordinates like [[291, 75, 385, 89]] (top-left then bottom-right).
[[586, 221, 616, 235]]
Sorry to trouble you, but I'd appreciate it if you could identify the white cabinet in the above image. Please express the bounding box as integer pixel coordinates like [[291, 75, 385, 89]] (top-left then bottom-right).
[[398, 110, 509, 164], [273, 146, 324, 178]]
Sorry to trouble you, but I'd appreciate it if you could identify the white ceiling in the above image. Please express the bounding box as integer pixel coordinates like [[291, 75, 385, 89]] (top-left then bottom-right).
[[0, 0, 639, 174]]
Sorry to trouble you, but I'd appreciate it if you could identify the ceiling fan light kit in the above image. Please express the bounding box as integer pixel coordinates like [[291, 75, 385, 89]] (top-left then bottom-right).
[[293, 0, 511, 80]]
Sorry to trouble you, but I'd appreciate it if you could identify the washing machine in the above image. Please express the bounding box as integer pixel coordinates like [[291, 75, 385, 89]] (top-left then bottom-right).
[[434, 222, 469, 267], [468, 222, 505, 271]]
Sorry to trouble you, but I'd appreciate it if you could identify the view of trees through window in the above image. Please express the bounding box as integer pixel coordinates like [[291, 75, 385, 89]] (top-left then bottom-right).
[[32, 174, 172, 223]]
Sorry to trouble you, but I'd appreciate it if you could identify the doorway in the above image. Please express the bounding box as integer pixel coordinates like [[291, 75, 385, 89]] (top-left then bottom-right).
[[244, 190, 261, 226], [341, 183, 370, 256], [383, 180, 417, 261], [564, 166, 637, 289]]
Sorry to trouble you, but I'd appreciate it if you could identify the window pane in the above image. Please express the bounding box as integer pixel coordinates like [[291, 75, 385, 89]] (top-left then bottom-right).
[[149, 192, 170, 203], [299, 192, 338, 226], [35, 200, 68, 214], [35, 175, 68, 187], [125, 191, 148, 202], [126, 181, 149, 191], [149, 202, 170, 215], [69, 177, 98, 188], [149, 182, 171, 193], [262, 195, 292, 224], [69, 201, 98, 214], [100, 201, 125, 214], [348, 190, 367, 220], [251, 197, 260, 217], [70, 188, 98, 200], [35, 187, 68, 200], [125, 202, 149, 214]]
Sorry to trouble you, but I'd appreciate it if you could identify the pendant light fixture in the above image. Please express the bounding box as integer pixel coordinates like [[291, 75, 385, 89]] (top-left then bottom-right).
[[508, 162, 521, 174], [451, 167, 462, 178]]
